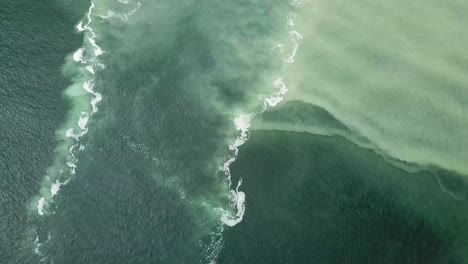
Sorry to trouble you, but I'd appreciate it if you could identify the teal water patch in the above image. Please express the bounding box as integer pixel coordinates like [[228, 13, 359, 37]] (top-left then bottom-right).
[[219, 130, 468, 263], [33, 0, 300, 216], [0, 0, 86, 262], [4, 0, 468, 263], [30, 0, 303, 262]]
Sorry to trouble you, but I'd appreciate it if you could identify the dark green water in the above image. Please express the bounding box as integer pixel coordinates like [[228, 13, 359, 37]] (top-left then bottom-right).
[[1, 0, 468, 263], [221, 131, 468, 263], [0, 0, 85, 262]]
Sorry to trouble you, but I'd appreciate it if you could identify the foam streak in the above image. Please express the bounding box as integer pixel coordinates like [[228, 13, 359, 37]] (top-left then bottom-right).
[[220, 2, 304, 227], [36, 1, 104, 216]]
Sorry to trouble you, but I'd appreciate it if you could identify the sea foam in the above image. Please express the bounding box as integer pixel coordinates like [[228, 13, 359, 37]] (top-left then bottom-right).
[[33, 0, 136, 258], [35, 0, 105, 216], [220, 2, 304, 227], [35, 0, 143, 220]]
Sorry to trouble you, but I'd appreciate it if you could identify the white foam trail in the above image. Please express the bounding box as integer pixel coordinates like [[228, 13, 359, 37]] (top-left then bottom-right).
[[87, 37, 104, 56], [37, 1, 105, 217], [35, 0, 142, 219], [98, 1, 141, 21], [98, 10, 117, 19], [91, 92, 102, 113], [83, 2, 97, 38], [219, 114, 251, 226], [34, 1, 146, 260], [127, 2, 142, 16], [220, 4, 303, 227], [221, 180, 246, 227], [286, 30, 303, 64]]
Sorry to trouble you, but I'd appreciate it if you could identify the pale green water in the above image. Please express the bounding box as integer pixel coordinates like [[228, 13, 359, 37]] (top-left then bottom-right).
[[274, 0, 468, 175]]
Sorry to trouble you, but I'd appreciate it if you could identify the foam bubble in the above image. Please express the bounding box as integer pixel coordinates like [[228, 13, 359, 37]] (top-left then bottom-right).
[[66, 160, 77, 174], [86, 65, 95, 74], [78, 113, 89, 130], [234, 114, 252, 134], [65, 127, 88, 140], [274, 78, 288, 94], [83, 80, 94, 93], [37, 198, 47, 216], [73, 48, 84, 63], [76, 22, 84, 32], [65, 128, 77, 140], [91, 92, 102, 113], [50, 181, 61, 196], [265, 78, 289, 106], [265, 96, 284, 107]]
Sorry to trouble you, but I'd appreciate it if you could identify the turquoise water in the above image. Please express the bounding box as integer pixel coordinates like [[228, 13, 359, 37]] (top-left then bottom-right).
[[1, 0, 468, 263]]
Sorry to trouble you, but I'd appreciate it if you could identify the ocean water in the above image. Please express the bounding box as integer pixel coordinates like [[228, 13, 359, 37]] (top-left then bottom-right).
[[1, 0, 468, 263]]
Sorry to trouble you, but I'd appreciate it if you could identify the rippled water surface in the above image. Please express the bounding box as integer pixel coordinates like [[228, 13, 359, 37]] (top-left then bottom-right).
[[1, 0, 468, 263]]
